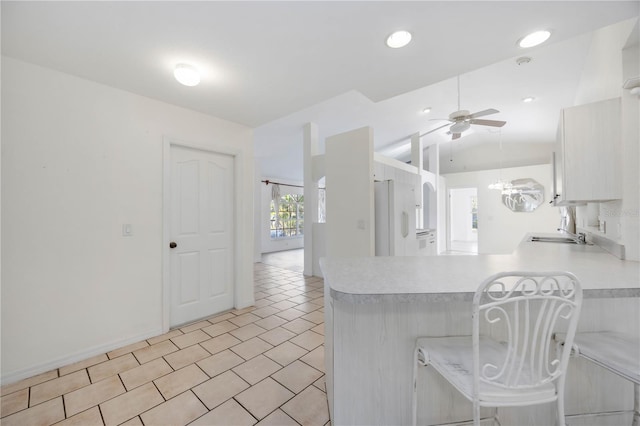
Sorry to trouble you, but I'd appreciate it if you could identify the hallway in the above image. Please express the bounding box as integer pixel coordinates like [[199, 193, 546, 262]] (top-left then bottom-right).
[[261, 249, 304, 273]]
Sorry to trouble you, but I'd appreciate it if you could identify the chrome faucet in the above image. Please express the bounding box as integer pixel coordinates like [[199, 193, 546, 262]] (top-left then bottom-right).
[[557, 228, 587, 244]]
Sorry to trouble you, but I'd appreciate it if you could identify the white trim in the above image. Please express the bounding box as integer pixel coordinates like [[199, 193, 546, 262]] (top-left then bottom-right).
[[162, 136, 248, 332], [0, 327, 163, 386], [162, 138, 171, 332]]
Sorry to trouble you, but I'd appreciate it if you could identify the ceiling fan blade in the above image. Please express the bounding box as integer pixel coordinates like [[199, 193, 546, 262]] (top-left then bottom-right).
[[469, 108, 499, 119], [421, 123, 451, 137], [451, 133, 461, 140], [470, 118, 506, 127]]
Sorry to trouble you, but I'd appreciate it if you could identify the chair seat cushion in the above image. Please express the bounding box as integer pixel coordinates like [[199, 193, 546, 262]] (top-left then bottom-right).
[[417, 336, 557, 405]]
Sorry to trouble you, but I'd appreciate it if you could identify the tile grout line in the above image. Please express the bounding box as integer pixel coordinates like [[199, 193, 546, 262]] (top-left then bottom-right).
[[189, 388, 218, 424], [229, 395, 261, 424], [60, 388, 67, 420], [97, 403, 106, 425], [237, 374, 302, 426], [28, 384, 32, 411]]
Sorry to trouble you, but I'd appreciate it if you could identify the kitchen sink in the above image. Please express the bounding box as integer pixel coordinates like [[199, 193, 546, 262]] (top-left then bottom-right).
[[528, 236, 583, 244]]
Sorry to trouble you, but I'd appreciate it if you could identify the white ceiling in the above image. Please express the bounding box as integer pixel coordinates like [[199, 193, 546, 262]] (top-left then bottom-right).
[[2, 1, 638, 181]]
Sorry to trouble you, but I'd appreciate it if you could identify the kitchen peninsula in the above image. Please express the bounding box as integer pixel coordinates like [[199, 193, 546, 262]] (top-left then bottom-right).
[[321, 235, 640, 425]]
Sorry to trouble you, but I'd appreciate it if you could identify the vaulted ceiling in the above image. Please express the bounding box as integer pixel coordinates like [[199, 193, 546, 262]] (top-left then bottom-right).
[[2, 1, 638, 180]]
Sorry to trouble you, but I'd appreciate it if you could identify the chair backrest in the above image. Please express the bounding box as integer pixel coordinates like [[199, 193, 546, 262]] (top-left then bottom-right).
[[472, 271, 582, 392]]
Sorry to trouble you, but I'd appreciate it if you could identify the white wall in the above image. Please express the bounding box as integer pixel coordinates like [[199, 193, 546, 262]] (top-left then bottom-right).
[[439, 141, 555, 174], [572, 19, 639, 261], [325, 127, 374, 257], [259, 178, 305, 254], [437, 176, 447, 253], [618, 31, 640, 261], [573, 19, 634, 105], [1, 57, 254, 383], [253, 163, 263, 262], [444, 164, 559, 254]]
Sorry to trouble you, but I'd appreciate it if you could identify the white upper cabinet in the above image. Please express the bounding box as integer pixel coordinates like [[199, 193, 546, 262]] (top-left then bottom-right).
[[553, 97, 622, 204]]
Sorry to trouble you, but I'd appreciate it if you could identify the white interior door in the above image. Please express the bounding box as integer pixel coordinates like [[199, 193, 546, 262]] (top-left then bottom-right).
[[170, 145, 235, 327]]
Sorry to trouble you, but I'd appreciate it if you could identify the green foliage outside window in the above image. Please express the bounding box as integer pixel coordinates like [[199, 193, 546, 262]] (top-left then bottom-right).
[[270, 194, 304, 238]]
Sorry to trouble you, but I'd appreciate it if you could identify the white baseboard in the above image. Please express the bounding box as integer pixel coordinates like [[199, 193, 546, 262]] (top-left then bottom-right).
[[1, 327, 163, 386]]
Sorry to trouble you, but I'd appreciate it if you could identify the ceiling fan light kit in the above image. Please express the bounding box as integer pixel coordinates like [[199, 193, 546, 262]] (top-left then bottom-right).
[[449, 120, 471, 134], [421, 75, 507, 141]]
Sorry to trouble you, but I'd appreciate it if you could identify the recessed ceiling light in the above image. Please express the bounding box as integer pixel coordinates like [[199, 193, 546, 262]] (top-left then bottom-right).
[[518, 30, 551, 48], [174, 63, 200, 86], [522, 97, 535, 103], [422, 107, 432, 114], [386, 30, 412, 48]]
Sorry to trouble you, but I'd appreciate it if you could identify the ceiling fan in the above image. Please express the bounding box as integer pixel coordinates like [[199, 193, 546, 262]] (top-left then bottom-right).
[[422, 76, 506, 140]]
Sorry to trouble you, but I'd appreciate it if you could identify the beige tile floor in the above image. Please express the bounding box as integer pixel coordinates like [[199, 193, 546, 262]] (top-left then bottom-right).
[[0, 263, 330, 426], [261, 249, 304, 273]]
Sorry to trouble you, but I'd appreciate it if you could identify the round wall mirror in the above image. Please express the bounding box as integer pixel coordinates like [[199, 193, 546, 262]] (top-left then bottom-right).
[[501, 178, 544, 212]]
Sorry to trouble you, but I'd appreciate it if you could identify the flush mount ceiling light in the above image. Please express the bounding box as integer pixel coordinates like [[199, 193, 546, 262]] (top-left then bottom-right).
[[518, 30, 551, 48], [386, 30, 412, 48], [522, 97, 535, 103], [174, 63, 200, 86], [422, 107, 432, 114]]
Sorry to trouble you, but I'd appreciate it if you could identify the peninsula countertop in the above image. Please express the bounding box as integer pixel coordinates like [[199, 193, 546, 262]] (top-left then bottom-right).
[[320, 234, 640, 303]]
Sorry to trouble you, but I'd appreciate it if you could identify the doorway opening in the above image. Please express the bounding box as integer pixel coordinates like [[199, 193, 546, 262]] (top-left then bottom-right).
[[448, 187, 478, 254]]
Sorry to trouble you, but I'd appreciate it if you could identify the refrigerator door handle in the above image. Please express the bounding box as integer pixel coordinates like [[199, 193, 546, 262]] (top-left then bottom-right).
[[401, 211, 409, 238]]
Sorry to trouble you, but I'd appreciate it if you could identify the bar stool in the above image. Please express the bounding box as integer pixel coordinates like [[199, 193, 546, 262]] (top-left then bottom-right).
[[412, 271, 583, 426], [554, 331, 640, 426]]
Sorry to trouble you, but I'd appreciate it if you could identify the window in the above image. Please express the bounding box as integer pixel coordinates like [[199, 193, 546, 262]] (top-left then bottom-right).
[[318, 188, 326, 223], [270, 194, 304, 239], [471, 196, 478, 230]]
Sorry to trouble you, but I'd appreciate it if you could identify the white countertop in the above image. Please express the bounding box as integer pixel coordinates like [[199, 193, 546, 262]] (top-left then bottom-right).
[[320, 234, 640, 303]]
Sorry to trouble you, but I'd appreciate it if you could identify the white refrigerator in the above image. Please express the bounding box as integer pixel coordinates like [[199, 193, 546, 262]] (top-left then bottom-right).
[[374, 180, 417, 256]]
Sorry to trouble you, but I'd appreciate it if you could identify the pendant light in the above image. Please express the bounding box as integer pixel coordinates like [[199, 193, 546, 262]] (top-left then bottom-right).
[[488, 129, 512, 192]]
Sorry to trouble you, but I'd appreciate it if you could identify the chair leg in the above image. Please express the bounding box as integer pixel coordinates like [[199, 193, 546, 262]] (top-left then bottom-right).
[[557, 395, 566, 426], [632, 383, 639, 426], [492, 406, 500, 426], [493, 407, 502, 426], [473, 400, 480, 426], [412, 347, 419, 426]]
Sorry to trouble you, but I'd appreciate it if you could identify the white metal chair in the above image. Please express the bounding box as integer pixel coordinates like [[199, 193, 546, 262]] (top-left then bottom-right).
[[412, 271, 583, 426], [554, 331, 640, 426]]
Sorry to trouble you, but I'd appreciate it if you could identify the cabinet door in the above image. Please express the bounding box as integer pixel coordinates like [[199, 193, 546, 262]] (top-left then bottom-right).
[[552, 116, 564, 205], [427, 234, 437, 255], [561, 97, 621, 202]]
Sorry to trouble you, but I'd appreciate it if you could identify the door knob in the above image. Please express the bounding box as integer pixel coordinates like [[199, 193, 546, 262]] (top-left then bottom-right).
[[169, 242, 177, 249]]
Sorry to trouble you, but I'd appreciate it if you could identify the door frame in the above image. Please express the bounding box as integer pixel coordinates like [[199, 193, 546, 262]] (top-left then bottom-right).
[[162, 136, 245, 332], [447, 186, 478, 253]]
